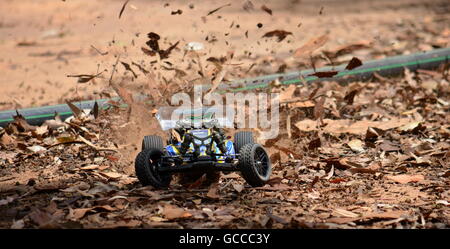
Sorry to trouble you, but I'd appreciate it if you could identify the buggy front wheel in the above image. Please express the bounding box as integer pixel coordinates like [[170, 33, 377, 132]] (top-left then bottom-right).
[[135, 149, 171, 188]]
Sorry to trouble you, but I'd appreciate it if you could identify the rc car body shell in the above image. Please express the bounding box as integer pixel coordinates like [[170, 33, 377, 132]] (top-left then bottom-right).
[[135, 106, 272, 188], [166, 129, 236, 162]]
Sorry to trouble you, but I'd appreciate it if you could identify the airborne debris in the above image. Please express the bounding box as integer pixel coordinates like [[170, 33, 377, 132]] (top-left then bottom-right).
[[67, 71, 104, 83], [120, 61, 138, 78], [206, 3, 231, 16], [262, 30, 293, 42], [90, 45, 108, 56], [118, 0, 130, 19], [309, 71, 338, 78], [184, 42, 204, 51], [294, 34, 329, 59], [261, 5, 273, 15], [171, 9, 183, 15], [242, 1, 255, 12], [345, 57, 363, 70], [143, 32, 179, 60]]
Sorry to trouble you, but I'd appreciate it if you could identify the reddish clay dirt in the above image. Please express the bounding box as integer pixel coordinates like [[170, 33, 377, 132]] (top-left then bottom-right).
[[0, 0, 449, 229]]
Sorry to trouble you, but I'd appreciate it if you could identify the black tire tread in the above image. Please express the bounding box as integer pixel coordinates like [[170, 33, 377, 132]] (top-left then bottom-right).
[[239, 143, 271, 187], [234, 131, 254, 153], [142, 135, 164, 151], [135, 149, 171, 188]]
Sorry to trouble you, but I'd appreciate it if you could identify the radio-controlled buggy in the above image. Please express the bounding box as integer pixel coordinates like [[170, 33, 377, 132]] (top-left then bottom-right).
[[134, 106, 272, 188]]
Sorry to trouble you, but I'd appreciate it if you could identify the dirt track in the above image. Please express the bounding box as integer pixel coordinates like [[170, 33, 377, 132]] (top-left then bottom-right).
[[0, 0, 449, 229], [0, 0, 448, 108]]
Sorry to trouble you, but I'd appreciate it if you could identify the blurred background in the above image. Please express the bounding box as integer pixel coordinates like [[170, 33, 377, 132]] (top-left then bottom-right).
[[0, 0, 449, 109]]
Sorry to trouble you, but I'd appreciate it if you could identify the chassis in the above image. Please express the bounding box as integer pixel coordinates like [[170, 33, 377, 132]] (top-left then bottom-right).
[[134, 107, 272, 188]]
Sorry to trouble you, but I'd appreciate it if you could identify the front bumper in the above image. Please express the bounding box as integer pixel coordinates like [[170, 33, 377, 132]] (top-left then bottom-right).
[[159, 161, 239, 173]]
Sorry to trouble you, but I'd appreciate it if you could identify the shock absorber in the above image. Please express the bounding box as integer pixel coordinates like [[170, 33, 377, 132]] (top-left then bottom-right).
[[212, 128, 227, 154], [179, 132, 193, 155]]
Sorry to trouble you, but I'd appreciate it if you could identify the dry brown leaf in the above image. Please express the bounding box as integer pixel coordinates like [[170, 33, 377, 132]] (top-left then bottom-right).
[[232, 183, 244, 193], [206, 68, 227, 95], [43, 114, 67, 130], [279, 84, 296, 102], [327, 210, 408, 224], [348, 167, 377, 174], [309, 71, 338, 78], [114, 86, 134, 106], [289, 100, 315, 108], [80, 164, 100, 170], [69, 205, 116, 221], [70, 208, 93, 220], [365, 127, 384, 141], [171, 129, 182, 143], [261, 5, 272, 15], [207, 183, 220, 199], [443, 171, 450, 178], [242, 0, 255, 12], [28, 209, 59, 228], [296, 118, 415, 135], [386, 174, 425, 184], [254, 184, 292, 191], [0, 196, 15, 206], [364, 210, 409, 219], [186, 173, 207, 189], [345, 57, 363, 70], [78, 135, 117, 152], [100, 172, 124, 180], [118, 0, 130, 19], [378, 140, 401, 152], [10, 219, 25, 229], [56, 136, 77, 144], [333, 208, 360, 218], [398, 122, 425, 133], [272, 144, 302, 159], [0, 132, 15, 146], [103, 220, 141, 228], [0, 151, 16, 163], [347, 139, 365, 153], [323, 157, 363, 170], [206, 3, 231, 16], [13, 114, 37, 132], [33, 125, 48, 136], [262, 30, 293, 42], [162, 204, 192, 220], [27, 145, 47, 153], [313, 96, 326, 121], [266, 177, 283, 186], [269, 151, 281, 164], [324, 165, 334, 180], [294, 34, 329, 59], [221, 172, 240, 179], [308, 137, 322, 150], [323, 40, 371, 58], [66, 101, 82, 118]]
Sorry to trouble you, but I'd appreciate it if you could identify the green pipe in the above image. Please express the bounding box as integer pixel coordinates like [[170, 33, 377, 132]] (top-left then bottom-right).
[[0, 48, 449, 127]]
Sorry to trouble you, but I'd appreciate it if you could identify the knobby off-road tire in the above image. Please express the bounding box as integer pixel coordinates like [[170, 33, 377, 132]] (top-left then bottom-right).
[[238, 143, 272, 187], [234, 131, 254, 153], [135, 149, 171, 188], [142, 135, 164, 151]]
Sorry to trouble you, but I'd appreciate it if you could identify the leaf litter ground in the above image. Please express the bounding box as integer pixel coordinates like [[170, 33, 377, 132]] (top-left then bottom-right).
[[0, 0, 449, 229]]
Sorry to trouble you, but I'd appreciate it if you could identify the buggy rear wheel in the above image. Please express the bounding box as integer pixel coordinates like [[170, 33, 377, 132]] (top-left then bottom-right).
[[238, 143, 272, 187]]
